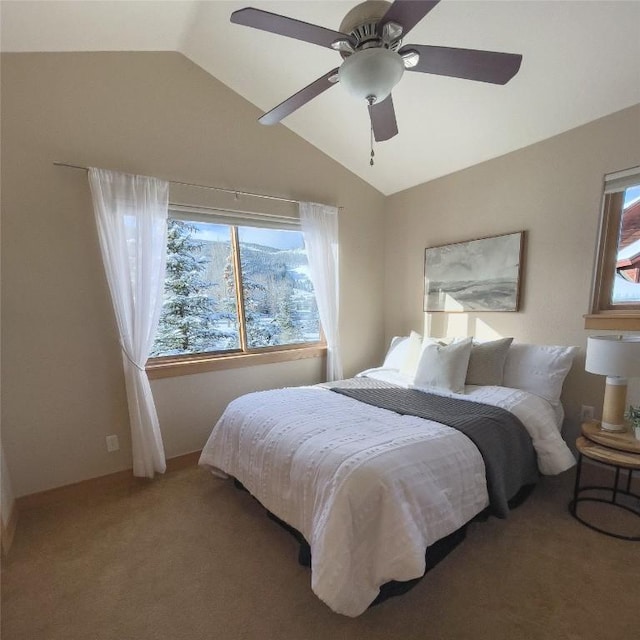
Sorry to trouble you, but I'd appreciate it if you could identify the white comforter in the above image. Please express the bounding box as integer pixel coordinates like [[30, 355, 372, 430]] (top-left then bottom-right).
[[199, 375, 575, 617]]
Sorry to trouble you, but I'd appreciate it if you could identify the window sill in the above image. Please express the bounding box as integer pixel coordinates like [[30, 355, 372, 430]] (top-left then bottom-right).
[[146, 344, 327, 379], [583, 313, 640, 331]]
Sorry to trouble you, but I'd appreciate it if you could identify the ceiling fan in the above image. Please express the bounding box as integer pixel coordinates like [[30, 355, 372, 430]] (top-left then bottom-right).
[[231, 0, 523, 144]]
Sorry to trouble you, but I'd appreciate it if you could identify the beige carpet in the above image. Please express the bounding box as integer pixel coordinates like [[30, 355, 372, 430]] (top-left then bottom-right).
[[1, 465, 637, 640]]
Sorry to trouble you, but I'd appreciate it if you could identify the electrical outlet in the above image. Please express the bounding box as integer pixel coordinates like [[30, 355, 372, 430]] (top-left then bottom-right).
[[106, 434, 120, 452], [580, 405, 595, 422]]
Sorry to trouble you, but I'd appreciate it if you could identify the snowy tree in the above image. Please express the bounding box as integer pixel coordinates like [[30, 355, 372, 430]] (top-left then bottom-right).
[[275, 287, 303, 343], [151, 219, 232, 356]]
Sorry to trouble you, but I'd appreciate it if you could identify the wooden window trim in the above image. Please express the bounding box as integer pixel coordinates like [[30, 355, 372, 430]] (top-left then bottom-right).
[[149, 215, 326, 378], [147, 343, 327, 379], [230, 225, 249, 352], [583, 314, 640, 331], [585, 188, 640, 330]]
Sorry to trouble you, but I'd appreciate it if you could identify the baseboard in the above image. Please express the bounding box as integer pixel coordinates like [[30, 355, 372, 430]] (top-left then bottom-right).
[[16, 450, 202, 511], [1, 502, 19, 555]]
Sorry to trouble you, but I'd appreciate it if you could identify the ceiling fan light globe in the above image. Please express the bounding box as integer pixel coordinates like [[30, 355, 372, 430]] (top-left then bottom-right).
[[338, 48, 404, 103]]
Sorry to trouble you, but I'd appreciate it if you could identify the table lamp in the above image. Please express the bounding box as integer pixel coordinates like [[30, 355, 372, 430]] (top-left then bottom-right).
[[585, 335, 640, 431]]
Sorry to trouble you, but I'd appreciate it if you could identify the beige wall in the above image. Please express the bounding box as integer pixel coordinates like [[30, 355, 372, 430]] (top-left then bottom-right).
[[384, 104, 640, 445], [3, 51, 639, 498], [1, 52, 386, 497]]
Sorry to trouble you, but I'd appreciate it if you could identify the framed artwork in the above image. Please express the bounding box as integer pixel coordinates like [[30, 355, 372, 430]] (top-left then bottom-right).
[[424, 231, 524, 312]]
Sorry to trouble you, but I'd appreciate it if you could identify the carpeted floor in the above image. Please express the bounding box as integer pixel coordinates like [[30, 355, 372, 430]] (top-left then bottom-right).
[[1, 464, 637, 640]]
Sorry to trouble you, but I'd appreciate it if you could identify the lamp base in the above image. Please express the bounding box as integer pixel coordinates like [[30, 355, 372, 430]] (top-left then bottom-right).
[[601, 376, 628, 433], [600, 421, 627, 432]]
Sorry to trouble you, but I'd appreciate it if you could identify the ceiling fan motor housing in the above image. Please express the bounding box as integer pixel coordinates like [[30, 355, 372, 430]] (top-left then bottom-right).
[[339, 0, 402, 54]]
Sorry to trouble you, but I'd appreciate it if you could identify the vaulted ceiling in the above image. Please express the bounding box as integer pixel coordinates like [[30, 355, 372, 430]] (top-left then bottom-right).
[[2, 1, 639, 195]]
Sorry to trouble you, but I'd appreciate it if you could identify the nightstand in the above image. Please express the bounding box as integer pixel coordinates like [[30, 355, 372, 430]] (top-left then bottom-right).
[[568, 422, 640, 541]]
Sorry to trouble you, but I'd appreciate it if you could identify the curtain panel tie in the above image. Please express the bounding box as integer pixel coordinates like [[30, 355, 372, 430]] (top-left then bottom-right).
[[120, 343, 147, 372]]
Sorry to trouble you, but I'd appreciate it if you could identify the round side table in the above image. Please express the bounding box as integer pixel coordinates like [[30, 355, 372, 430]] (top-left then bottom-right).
[[568, 424, 640, 541]]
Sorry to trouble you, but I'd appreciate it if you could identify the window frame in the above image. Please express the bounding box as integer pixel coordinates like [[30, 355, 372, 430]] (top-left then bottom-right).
[[146, 210, 326, 378], [585, 167, 640, 330]]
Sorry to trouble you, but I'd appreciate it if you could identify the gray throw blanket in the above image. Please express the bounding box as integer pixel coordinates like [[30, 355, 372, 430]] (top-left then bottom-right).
[[329, 378, 539, 518]]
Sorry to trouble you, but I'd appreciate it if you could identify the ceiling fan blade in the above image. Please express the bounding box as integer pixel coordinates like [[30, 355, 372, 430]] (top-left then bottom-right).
[[399, 44, 522, 84], [259, 69, 340, 126], [368, 95, 398, 142], [231, 7, 353, 50], [378, 1, 441, 38]]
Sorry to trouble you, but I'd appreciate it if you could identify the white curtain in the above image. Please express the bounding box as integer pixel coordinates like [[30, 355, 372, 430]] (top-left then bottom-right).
[[89, 168, 169, 477], [299, 202, 343, 381]]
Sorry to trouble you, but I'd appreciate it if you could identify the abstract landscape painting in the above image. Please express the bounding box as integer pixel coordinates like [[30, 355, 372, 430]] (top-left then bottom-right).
[[424, 232, 524, 312]]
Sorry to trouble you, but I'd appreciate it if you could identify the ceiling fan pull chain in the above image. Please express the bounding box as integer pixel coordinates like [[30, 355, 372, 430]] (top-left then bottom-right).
[[370, 122, 375, 166]]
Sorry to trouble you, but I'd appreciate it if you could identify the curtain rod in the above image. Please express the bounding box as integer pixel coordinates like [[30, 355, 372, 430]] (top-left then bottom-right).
[[53, 161, 339, 209]]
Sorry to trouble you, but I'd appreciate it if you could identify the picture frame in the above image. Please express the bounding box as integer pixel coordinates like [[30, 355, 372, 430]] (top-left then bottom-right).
[[424, 231, 524, 312]]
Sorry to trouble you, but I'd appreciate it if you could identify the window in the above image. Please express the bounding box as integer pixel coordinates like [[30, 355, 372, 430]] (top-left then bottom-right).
[[586, 166, 640, 330], [147, 210, 324, 375]]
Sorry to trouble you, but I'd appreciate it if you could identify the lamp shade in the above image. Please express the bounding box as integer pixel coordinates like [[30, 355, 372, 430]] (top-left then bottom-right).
[[585, 335, 640, 378], [338, 48, 404, 103]]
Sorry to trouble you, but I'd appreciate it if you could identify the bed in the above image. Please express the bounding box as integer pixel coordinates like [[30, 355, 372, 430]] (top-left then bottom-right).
[[199, 337, 577, 616]]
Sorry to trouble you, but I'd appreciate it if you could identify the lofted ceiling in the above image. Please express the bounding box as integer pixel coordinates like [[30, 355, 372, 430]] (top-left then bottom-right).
[[2, 0, 639, 195]]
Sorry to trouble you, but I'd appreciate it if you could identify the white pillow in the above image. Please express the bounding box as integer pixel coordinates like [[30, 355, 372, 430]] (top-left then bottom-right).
[[383, 336, 409, 369], [400, 331, 423, 378], [382, 332, 422, 374], [413, 337, 473, 393], [502, 343, 578, 406]]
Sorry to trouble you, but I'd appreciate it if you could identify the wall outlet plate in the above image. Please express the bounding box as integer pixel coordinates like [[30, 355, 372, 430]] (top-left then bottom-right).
[[580, 405, 595, 422], [106, 434, 120, 452]]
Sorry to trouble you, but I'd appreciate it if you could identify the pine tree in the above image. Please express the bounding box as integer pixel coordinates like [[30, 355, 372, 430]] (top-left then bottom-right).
[[275, 286, 303, 343], [242, 279, 280, 347], [152, 219, 230, 356]]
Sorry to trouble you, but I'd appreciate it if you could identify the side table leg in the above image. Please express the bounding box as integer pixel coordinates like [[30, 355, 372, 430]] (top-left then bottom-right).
[[571, 453, 583, 514]]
